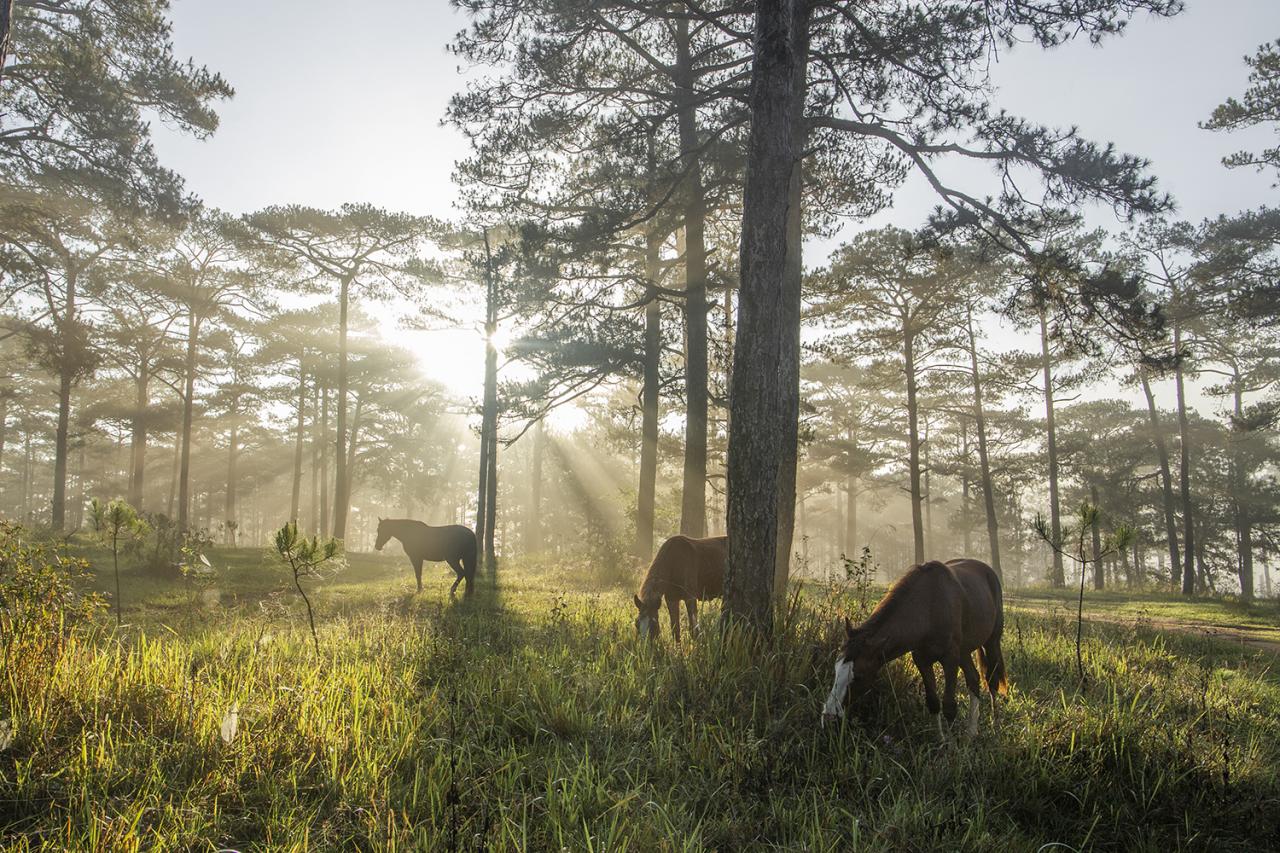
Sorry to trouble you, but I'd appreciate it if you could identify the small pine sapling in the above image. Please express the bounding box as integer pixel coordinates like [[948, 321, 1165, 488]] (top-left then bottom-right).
[[1035, 501, 1133, 684], [272, 521, 339, 656], [92, 499, 149, 627]]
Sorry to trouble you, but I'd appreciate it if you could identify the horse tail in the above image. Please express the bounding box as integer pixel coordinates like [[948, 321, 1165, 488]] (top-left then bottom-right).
[[979, 567, 1008, 696]]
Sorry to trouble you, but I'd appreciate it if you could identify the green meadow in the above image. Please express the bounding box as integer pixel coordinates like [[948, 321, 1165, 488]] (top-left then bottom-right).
[[1, 532, 1277, 852]]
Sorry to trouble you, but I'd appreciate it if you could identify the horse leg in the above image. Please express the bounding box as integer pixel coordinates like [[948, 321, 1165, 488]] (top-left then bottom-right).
[[666, 597, 682, 644], [913, 652, 942, 740], [685, 598, 699, 639], [959, 654, 985, 737], [412, 558, 424, 594], [941, 660, 960, 726], [448, 559, 464, 598]]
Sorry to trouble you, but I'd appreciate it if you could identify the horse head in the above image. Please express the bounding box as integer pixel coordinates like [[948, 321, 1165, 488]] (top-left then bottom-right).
[[374, 517, 390, 551], [633, 594, 660, 641], [821, 617, 887, 723]]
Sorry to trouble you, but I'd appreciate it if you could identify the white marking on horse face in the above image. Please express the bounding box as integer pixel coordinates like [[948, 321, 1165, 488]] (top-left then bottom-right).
[[821, 658, 854, 722], [636, 615, 658, 640]]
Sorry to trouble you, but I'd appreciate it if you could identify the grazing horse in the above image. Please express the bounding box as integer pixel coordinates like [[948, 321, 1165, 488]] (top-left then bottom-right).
[[632, 534, 727, 642], [374, 517, 477, 598], [821, 558, 1007, 736]]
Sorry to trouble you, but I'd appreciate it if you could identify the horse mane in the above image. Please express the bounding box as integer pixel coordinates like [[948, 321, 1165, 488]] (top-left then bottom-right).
[[858, 560, 949, 634]]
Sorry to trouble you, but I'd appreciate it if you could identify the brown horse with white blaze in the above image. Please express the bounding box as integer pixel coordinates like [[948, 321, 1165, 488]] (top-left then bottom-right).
[[821, 558, 1007, 736], [632, 534, 726, 642]]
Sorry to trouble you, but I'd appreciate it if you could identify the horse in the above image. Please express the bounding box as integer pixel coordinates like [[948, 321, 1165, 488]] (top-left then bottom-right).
[[374, 517, 478, 598], [821, 558, 1007, 736], [632, 534, 727, 643]]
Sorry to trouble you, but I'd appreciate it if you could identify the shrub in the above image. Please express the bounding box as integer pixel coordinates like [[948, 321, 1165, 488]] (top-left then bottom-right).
[[0, 521, 103, 690]]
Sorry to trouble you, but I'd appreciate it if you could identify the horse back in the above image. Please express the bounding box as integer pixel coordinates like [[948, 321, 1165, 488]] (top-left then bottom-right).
[[405, 522, 476, 562], [642, 534, 727, 600], [943, 558, 1002, 644]]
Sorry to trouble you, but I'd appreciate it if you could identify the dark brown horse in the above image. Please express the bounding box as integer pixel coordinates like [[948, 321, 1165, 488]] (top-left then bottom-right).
[[374, 517, 477, 598], [821, 558, 1007, 735], [632, 534, 727, 642]]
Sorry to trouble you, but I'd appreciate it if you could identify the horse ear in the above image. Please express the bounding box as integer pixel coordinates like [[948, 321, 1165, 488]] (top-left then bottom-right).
[[633, 594, 644, 611], [377, 516, 382, 523], [844, 617, 855, 638]]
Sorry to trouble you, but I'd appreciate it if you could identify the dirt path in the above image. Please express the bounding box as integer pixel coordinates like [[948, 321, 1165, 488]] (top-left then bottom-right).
[[1011, 606, 1280, 656]]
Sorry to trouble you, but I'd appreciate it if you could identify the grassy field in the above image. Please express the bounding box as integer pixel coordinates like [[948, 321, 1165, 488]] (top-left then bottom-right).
[[2, 538, 1279, 851]]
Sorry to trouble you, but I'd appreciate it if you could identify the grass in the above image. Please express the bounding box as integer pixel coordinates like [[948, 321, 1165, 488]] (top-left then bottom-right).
[[1, 541, 1278, 851], [1009, 586, 1280, 650]]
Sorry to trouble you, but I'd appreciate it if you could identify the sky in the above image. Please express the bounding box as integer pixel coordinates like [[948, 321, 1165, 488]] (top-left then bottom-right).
[[152, 0, 1280, 414]]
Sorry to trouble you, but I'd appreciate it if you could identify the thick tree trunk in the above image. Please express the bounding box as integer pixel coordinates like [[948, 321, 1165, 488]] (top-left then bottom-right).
[[1139, 367, 1180, 585], [674, 18, 709, 539], [177, 312, 198, 530], [903, 325, 925, 563], [1172, 319, 1195, 595], [772, 3, 810, 596], [636, 225, 662, 561], [332, 274, 353, 539], [290, 361, 307, 523], [966, 309, 1002, 577], [723, 0, 800, 634], [1040, 310, 1065, 587]]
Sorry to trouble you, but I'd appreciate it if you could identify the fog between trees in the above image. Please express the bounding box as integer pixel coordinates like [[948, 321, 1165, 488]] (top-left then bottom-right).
[[2, 0, 1279, 620]]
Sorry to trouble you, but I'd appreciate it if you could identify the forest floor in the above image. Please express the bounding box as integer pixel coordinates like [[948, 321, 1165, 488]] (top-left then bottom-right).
[[1008, 587, 1280, 655], [2, 540, 1278, 851]]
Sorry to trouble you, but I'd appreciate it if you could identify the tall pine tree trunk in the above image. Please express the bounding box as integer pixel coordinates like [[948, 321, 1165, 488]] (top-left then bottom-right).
[[1173, 318, 1195, 595], [846, 474, 857, 556], [310, 381, 321, 532], [477, 229, 499, 570], [224, 418, 238, 545], [961, 420, 973, 556], [724, 0, 800, 633], [128, 369, 148, 510], [177, 312, 198, 530], [320, 386, 330, 539], [1040, 309, 1065, 587], [1231, 371, 1254, 600], [0, 0, 14, 82], [290, 361, 306, 523], [1139, 366, 1180, 585], [1091, 483, 1104, 590], [967, 309, 1002, 577], [485, 424, 497, 573], [636, 224, 662, 561], [903, 324, 926, 563], [773, 2, 811, 595], [527, 418, 543, 554], [0, 393, 8, 475], [675, 18, 708, 539], [51, 271, 78, 530], [333, 274, 353, 539]]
